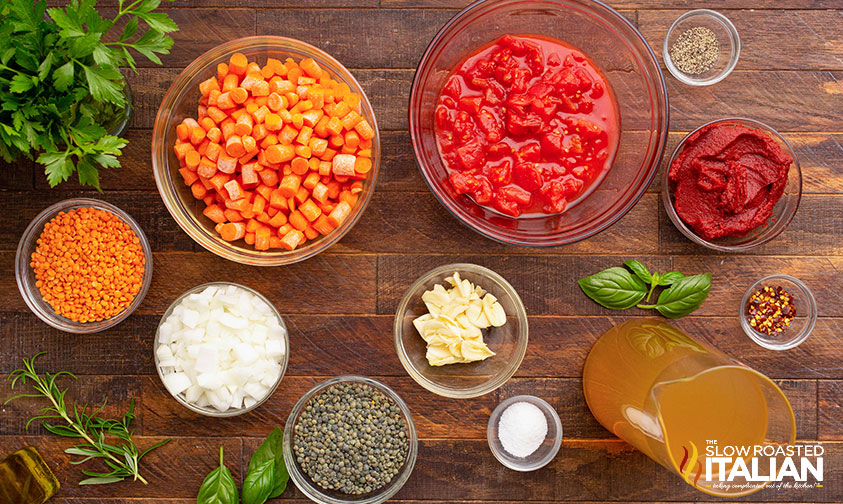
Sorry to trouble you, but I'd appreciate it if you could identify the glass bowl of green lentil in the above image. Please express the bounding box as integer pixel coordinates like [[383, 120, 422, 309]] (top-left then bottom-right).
[[740, 274, 817, 351], [663, 9, 740, 86], [283, 376, 418, 504]]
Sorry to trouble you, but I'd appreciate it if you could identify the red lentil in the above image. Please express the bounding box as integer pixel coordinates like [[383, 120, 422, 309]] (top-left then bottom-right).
[[30, 207, 146, 323]]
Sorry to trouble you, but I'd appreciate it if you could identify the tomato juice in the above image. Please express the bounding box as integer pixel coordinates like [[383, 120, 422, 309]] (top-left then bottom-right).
[[435, 34, 620, 217]]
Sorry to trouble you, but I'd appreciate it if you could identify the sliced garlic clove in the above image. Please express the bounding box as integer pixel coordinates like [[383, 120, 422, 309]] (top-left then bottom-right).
[[486, 301, 507, 327]]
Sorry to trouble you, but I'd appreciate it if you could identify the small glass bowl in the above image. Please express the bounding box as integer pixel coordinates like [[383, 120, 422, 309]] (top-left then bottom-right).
[[394, 263, 528, 398], [663, 117, 801, 252], [663, 9, 740, 86], [153, 282, 289, 417], [283, 376, 418, 504], [740, 275, 817, 351], [15, 198, 152, 333], [152, 36, 379, 266], [487, 395, 562, 471]]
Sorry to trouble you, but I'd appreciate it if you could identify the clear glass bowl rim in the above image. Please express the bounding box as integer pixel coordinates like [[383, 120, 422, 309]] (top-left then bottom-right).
[[487, 394, 563, 471], [152, 35, 380, 266], [662, 9, 741, 87], [662, 116, 802, 252], [153, 281, 290, 417], [409, 0, 670, 247], [393, 263, 529, 398], [15, 198, 153, 334], [282, 375, 419, 504], [739, 274, 817, 351]]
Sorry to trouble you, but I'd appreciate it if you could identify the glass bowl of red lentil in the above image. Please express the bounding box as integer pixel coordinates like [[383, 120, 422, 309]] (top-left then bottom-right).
[[663, 9, 740, 86], [740, 274, 817, 351], [152, 36, 379, 266], [15, 198, 153, 334]]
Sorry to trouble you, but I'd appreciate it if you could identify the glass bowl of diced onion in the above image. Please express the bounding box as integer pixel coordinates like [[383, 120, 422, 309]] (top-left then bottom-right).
[[154, 282, 289, 417], [393, 263, 528, 398], [152, 36, 380, 266]]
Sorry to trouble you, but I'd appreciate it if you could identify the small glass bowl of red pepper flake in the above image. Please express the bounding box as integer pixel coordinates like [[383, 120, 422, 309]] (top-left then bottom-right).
[[739, 274, 817, 350]]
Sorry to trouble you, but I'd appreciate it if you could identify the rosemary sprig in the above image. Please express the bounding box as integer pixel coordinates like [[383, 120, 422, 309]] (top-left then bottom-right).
[[5, 352, 169, 485]]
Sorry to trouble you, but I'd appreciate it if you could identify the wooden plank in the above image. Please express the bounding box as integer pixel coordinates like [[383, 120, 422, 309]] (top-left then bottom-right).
[[128, 68, 411, 131], [0, 191, 195, 253], [0, 436, 243, 498], [0, 157, 34, 190], [659, 195, 843, 256], [382, 0, 839, 8], [128, 67, 843, 133], [377, 254, 671, 316], [5, 312, 842, 379], [819, 380, 843, 440], [338, 192, 660, 255], [0, 251, 377, 315], [639, 10, 843, 70], [256, 9, 457, 69], [671, 256, 843, 317], [0, 375, 142, 436], [48, 0, 378, 7]]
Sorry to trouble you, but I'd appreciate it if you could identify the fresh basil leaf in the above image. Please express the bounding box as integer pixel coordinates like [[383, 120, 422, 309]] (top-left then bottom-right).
[[578, 267, 648, 310], [197, 446, 238, 504], [623, 260, 652, 284], [242, 459, 274, 504], [658, 271, 686, 286], [651, 273, 711, 319], [248, 428, 288, 498]]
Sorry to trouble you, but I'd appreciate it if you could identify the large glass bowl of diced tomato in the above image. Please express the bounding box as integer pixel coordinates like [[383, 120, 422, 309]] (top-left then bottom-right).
[[410, 0, 669, 247], [153, 36, 379, 265]]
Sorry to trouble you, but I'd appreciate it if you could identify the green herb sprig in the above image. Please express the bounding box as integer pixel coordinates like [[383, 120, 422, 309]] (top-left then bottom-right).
[[0, 0, 178, 189], [197, 428, 289, 504], [578, 260, 711, 318], [5, 352, 169, 485]]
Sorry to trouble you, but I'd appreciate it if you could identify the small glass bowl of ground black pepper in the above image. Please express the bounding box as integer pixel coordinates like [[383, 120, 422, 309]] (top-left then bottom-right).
[[740, 275, 817, 350], [283, 376, 418, 504], [663, 9, 740, 86]]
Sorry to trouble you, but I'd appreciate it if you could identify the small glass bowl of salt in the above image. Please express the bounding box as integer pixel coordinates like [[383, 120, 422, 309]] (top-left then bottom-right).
[[487, 395, 562, 471]]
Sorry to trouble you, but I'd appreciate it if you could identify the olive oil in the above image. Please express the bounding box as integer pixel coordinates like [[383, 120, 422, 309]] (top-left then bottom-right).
[[0, 447, 59, 504]]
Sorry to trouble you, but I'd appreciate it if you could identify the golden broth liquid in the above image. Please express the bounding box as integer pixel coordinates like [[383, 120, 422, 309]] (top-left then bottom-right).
[[583, 319, 771, 495]]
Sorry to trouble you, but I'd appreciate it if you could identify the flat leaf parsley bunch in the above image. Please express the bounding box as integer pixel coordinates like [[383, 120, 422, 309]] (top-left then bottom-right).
[[0, 0, 177, 189]]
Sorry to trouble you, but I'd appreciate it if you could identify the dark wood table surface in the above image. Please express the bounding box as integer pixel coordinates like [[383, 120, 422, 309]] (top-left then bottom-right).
[[2, 0, 843, 502]]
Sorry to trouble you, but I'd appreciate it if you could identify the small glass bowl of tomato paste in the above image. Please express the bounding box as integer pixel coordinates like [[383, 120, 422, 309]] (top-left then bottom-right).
[[410, 0, 669, 247], [663, 118, 802, 252]]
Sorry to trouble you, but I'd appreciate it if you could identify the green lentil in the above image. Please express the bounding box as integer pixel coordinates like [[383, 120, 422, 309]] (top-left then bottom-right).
[[669, 26, 719, 75], [293, 383, 409, 495]]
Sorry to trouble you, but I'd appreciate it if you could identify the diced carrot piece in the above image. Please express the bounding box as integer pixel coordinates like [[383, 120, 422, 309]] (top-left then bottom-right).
[[223, 209, 243, 222], [279, 229, 304, 250], [217, 62, 229, 80], [314, 115, 330, 137], [203, 195, 216, 206], [299, 199, 322, 222], [205, 142, 222, 162], [264, 113, 282, 131], [354, 156, 372, 174], [220, 222, 247, 241], [302, 172, 320, 190], [199, 116, 216, 132], [289, 210, 308, 231], [326, 181, 341, 199], [209, 173, 231, 191], [191, 181, 208, 199], [206, 127, 222, 144], [294, 145, 311, 159], [328, 201, 352, 227], [180, 167, 199, 186], [276, 223, 293, 236], [197, 157, 218, 178], [225, 136, 246, 157], [185, 150, 201, 170], [234, 113, 253, 136], [252, 80, 270, 97], [332, 154, 356, 176], [332, 101, 351, 118], [326, 116, 343, 136], [229, 52, 248, 75], [244, 232, 255, 245], [303, 225, 318, 240], [344, 130, 360, 149], [295, 126, 313, 146], [278, 125, 298, 145], [255, 227, 272, 250], [265, 144, 295, 164], [354, 120, 375, 140], [311, 182, 329, 203], [199, 77, 220, 96], [216, 92, 235, 109], [176, 124, 190, 142], [278, 174, 302, 198], [295, 186, 309, 204], [241, 162, 260, 186], [312, 215, 335, 235], [268, 210, 288, 228], [339, 190, 359, 207], [203, 204, 227, 224], [308, 137, 328, 157], [224, 179, 245, 200], [318, 161, 332, 177], [269, 188, 287, 209], [190, 126, 206, 145], [225, 197, 252, 212], [291, 156, 309, 175]]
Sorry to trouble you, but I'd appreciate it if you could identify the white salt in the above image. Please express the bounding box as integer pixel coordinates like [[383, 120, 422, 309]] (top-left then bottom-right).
[[498, 401, 548, 458]]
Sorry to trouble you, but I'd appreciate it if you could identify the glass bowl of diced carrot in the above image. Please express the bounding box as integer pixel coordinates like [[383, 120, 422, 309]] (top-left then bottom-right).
[[152, 36, 379, 265]]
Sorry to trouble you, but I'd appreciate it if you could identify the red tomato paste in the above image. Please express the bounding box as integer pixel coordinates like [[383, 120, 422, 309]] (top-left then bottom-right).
[[669, 123, 793, 240], [434, 35, 620, 217]]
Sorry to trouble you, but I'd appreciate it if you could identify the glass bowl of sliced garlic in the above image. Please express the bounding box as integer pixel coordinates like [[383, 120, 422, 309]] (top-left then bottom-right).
[[394, 263, 528, 398]]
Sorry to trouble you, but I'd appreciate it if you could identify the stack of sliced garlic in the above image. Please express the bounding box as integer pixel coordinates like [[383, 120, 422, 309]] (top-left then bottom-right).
[[413, 272, 507, 366], [156, 284, 286, 412]]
